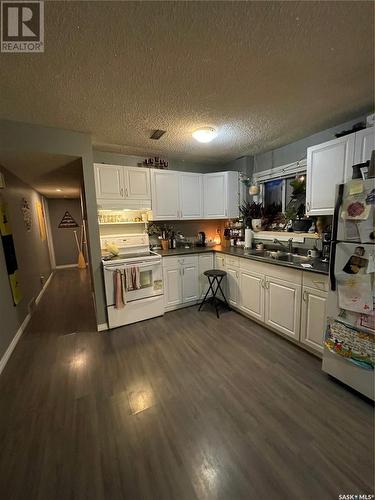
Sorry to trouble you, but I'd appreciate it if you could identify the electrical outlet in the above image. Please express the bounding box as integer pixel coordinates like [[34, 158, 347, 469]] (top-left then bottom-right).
[[0, 172, 5, 189], [40, 275, 45, 286]]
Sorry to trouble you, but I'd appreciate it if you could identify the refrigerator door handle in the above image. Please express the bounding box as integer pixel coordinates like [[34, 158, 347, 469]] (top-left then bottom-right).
[[329, 183, 344, 292], [329, 241, 337, 291]]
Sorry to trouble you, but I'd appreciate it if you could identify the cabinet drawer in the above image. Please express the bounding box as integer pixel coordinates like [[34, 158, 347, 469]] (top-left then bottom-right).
[[163, 256, 179, 267], [225, 255, 240, 268], [239, 258, 302, 285], [302, 272, 329, 292], [163, 255, 198, 267]]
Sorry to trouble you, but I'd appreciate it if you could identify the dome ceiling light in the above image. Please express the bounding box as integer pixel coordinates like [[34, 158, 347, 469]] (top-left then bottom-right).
[[192, 127, 217, 143]]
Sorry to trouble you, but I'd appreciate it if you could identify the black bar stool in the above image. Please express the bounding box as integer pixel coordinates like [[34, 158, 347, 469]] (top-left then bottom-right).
[[198, 269, 230, 318]]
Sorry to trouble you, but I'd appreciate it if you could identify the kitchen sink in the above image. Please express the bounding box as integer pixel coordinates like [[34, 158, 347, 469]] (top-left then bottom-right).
[[245, 249, 312, 264]]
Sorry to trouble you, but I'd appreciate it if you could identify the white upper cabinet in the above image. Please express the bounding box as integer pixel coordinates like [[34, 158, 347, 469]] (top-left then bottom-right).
[[95, 164, 124, 200], [179, 172, 203, 219], [354, 127, 375, 164], [151, 169, 239, 220], [151, 170, 179, 220], [124, 167, 151, 200], [203, 171, 239, 219], [94, 164, 151, 204], [306, 134, 355, 216], [204, 172, 227, 218]]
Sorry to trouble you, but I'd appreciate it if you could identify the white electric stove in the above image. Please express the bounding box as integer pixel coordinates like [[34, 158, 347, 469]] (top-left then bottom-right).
[[101, 234, 164, 329]]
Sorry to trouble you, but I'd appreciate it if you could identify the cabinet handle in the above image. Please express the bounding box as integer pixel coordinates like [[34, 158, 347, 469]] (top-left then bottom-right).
[[182, 267, 185, 275], [306, 202, 310, 212], [125, 187, 128, 197], [266, 280, 270, 289], [120, 188, 124, 197], [303, 290, 308, 302]]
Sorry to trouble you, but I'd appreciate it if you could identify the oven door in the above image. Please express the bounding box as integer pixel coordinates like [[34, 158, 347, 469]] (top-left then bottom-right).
[[103, 259, 163, 305]]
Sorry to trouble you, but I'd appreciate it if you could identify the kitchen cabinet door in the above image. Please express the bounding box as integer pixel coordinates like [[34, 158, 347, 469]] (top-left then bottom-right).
[[227, 266, 240, 307], [264, 276, 301, 340], [179, 173, 203, 219], [182, 260, 199, 303], [239, 269, 265, 322], [151, 170, 179, 220], [198, 253, 214, 298], [94, 164, 124, 199], [306, 134, 355, 216], [214, 253, 227, 297], [163, 266, 182, 308], [354, 127, 375, 164], [300, 286, 327, 354], [203, 173, 227, 218], [124, 167, 151, 200]]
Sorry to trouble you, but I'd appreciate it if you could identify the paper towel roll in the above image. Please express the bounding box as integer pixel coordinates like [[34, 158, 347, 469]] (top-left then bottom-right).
[[244, 228, 253, 249]]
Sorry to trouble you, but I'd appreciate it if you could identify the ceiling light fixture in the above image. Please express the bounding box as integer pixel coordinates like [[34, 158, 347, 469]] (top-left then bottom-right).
[[192, 127, 217, 143]]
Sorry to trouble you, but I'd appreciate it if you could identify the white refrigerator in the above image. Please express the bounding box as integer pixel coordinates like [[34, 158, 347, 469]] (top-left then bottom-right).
[[322, 178, 375, 400]]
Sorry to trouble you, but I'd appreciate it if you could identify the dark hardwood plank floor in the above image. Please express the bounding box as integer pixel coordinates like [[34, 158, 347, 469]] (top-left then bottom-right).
[[0, 268, 373, 500]]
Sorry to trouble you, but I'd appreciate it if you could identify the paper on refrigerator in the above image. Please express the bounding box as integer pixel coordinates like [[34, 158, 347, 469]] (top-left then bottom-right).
[[337, 274, 373, 313]]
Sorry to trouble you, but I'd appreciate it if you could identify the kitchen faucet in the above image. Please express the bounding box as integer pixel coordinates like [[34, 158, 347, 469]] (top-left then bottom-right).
[[273, 238, 293, 253]]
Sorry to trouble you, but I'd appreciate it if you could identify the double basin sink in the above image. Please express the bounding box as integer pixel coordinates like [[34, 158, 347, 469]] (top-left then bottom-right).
[[244, 249, 312, 264]]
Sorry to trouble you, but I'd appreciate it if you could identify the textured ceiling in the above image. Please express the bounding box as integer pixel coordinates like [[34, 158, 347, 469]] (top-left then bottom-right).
[[0, 152, 82, 197], [0, 1, 373, 162]]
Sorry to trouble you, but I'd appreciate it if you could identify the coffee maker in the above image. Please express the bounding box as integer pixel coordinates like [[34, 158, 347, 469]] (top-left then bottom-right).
[[197, 232, 206, 247]]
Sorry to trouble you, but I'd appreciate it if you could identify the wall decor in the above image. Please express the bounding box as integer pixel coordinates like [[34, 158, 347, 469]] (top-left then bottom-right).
[[36, 201, 46, 241], [0, 198, 22, 305], [21, 197, 32, 231], [58, 211, 78, 228]]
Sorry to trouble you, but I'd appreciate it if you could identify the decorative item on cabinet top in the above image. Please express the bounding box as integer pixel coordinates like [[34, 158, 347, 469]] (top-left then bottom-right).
[[97, 208, 151, 227]]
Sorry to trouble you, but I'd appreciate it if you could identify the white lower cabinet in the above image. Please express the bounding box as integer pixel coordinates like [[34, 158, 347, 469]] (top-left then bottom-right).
[[264, 276, 301, 340], [239, 269, 265, 321], [163, 256, 199, 311], [227, 266, 240, 307], [300, 286, 327, 353], [182, 261, 199, 303], [162, 251, 328, 357], [198, 253, 214, 299], [163, 264, 182, 308]]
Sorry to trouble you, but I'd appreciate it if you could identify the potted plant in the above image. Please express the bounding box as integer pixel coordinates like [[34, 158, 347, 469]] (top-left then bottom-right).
[[240, 201, 264, 232], [148, 222, 174, 249], [284, 177, 311, 232]]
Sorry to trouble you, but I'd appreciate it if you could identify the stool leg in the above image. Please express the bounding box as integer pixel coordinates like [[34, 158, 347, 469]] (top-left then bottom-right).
[[217, 276, 230, 310], [211, 277, 221, 318], [198, 276, 215, 311]]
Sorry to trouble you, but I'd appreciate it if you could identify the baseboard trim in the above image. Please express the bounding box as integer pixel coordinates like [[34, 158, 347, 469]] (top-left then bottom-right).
[[55, 264, 77, 269], [97, 323, 108, 332], [0, 271, 55, 376], [35, 271, 54, 306], [0, 313, 31, 375]]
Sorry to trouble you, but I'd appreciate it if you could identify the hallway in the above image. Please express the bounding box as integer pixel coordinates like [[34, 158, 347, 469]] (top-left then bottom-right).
[[0, 269, 373, 500]]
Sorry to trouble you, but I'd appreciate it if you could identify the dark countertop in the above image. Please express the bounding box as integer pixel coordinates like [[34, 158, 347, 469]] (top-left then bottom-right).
[[156, 245, 329, 275]]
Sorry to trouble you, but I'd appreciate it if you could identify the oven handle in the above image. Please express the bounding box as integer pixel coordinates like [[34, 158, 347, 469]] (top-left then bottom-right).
[[104, 261, 161, 270]]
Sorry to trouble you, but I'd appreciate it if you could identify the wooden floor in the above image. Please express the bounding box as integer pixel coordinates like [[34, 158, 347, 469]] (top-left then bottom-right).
[[0, 269, 373, 500]]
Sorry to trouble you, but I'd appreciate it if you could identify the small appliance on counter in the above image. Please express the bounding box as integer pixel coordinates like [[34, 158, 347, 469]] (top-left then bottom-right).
[[197, 231, 206, 247]]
